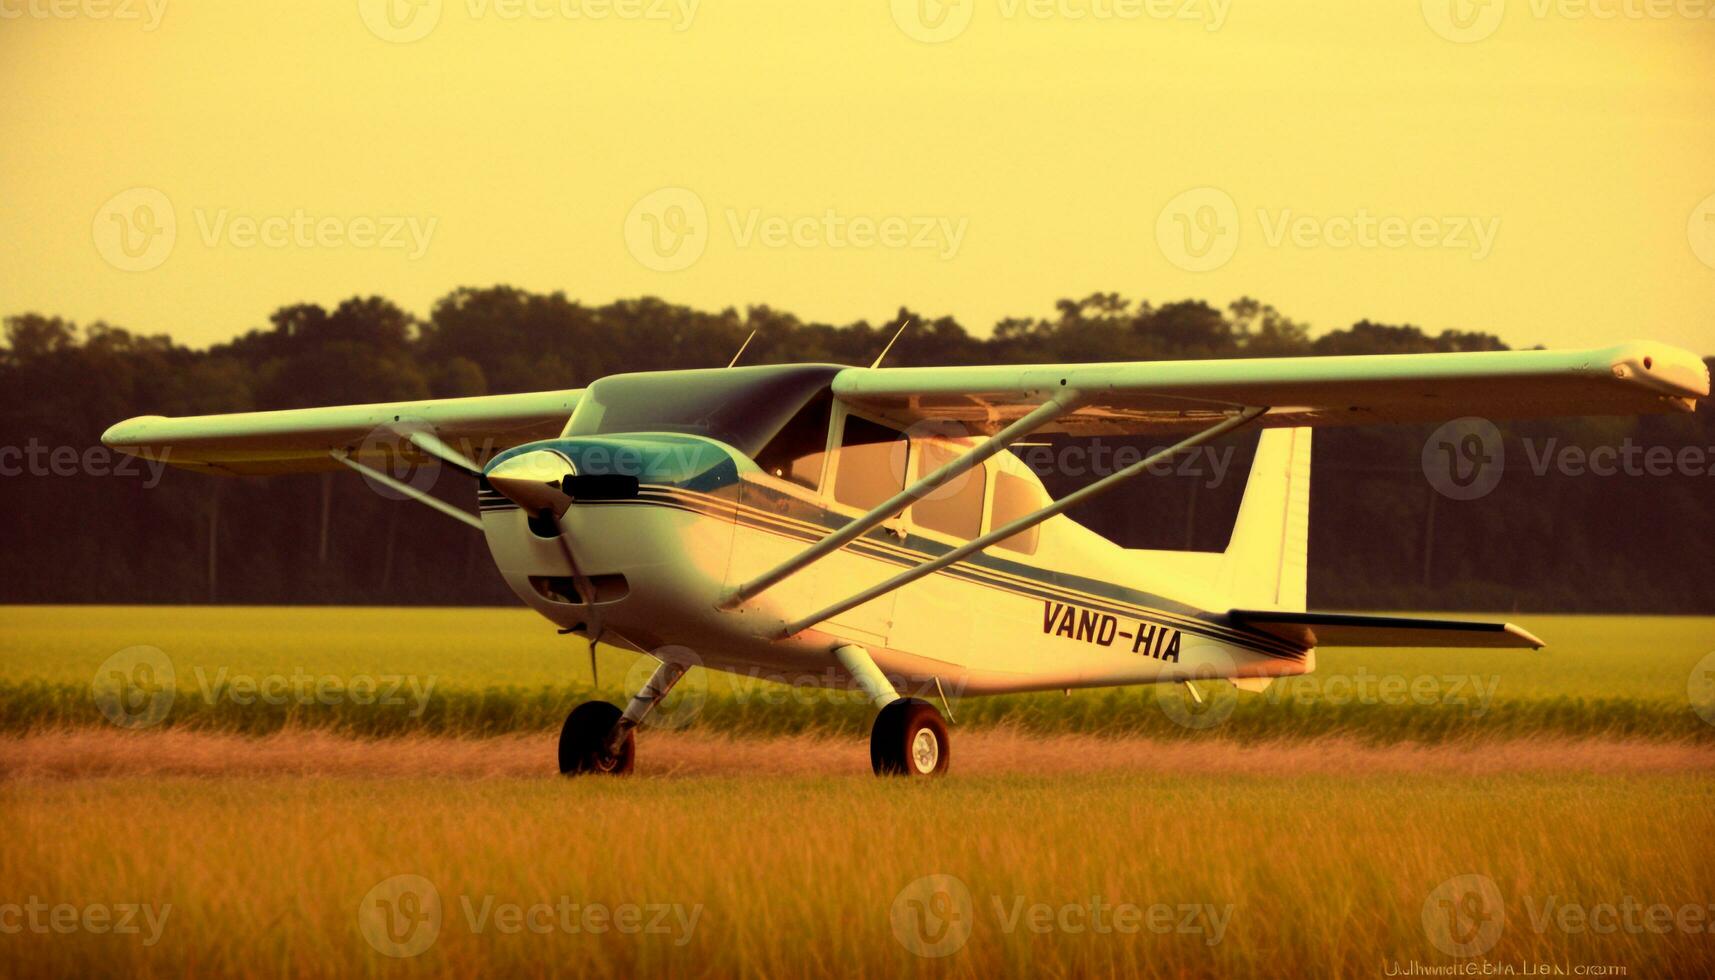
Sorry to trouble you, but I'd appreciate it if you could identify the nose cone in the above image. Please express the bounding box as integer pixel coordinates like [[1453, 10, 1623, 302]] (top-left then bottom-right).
[[485, 450, 575, 515]]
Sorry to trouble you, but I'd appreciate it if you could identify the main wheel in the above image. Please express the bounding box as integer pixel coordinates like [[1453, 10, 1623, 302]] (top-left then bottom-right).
[[870, 697, 950, 777], [558, 700, 634, 776]]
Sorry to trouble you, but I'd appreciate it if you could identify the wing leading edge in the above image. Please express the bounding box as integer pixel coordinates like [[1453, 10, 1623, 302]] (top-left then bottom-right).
[[102, 389, 583, 476]]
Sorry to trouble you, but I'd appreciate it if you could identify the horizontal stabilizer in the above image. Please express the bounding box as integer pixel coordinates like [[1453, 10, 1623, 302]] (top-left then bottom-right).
[[1229, 610, 1544, 650]]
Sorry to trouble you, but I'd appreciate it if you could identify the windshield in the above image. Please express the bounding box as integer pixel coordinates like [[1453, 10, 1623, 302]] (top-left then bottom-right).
[[566, 364, 844, 458]]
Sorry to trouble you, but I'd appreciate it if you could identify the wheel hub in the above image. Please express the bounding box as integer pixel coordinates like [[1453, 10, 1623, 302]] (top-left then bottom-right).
[[910, 728, 939, 773]]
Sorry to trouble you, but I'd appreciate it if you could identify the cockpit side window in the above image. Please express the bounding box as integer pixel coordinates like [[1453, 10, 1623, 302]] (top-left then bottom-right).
[[753, 390, 833, 491], [833, 413, 908, 511], [990, 470, 1045, 555], [911, 441, 986, 540]]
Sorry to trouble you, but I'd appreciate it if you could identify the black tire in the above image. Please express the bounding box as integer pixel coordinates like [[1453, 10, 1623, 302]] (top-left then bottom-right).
[[558, 701, 634, 776], [870, 697, 950, 777]]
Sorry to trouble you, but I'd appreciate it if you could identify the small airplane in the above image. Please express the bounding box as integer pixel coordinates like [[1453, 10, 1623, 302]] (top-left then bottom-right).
[[102, 337, 1709, 776]]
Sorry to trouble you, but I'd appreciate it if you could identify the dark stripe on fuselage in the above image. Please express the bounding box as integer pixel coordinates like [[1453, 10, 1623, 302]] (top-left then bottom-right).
[[556, 482, 1306, 662]]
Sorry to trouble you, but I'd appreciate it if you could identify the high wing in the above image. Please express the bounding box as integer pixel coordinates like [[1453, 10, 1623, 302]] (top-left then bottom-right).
[[832, 341, 1709, 435], [102, 389, 582, 476]]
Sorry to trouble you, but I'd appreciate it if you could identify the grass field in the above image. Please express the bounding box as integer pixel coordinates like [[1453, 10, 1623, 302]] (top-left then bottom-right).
[[3, 606, 1713, 740], [4, 770, 1712, 978], [3, 606, 1712, 978]]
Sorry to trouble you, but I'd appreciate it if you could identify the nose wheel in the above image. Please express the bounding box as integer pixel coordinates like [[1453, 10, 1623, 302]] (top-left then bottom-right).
[[870, 697, 950, 777], [558, 700, 635, 775]]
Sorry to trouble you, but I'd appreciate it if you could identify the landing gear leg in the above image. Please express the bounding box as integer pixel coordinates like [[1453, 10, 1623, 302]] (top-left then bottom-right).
[[558, 659, 689, 776], [836, 644, 950, 778]]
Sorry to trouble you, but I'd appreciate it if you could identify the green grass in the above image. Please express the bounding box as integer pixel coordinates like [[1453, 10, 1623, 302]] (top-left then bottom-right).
[[2, 606, 1711, 740]]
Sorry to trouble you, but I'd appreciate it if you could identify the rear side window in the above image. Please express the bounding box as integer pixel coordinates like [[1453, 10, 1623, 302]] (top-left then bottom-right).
[[990, 471, 1044, 555], [833, 414, 908, 511], [912, 442, 986, 541]]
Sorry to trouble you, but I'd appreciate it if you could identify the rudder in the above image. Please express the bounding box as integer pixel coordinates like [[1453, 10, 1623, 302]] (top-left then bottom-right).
[[1217, 427, 1311, 612]]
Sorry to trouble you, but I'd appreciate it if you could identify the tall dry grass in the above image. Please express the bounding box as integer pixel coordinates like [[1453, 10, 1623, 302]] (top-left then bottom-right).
[[3, 768, 1711, 978]]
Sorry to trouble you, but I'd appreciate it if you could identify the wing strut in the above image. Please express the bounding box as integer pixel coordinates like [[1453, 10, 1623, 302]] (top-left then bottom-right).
[[721, 390, 1084, 608], [329, 450, 483, 530], [781, 406, 1268, 638]]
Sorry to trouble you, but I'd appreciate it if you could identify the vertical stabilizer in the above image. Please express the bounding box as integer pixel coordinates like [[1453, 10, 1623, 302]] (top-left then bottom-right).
[[1217, 427, 1311, 612]]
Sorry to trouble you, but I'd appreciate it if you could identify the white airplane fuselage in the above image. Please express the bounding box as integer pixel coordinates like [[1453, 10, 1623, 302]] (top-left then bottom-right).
[[478, 430, 1314, 698]]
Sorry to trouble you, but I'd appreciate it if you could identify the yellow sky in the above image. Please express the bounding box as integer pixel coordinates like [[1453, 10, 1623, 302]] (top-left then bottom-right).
[[2, 0, 1711, 352]]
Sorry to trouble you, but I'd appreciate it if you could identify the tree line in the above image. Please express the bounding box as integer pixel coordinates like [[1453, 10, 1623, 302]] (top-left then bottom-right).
[[2, 286, 1709, 612]]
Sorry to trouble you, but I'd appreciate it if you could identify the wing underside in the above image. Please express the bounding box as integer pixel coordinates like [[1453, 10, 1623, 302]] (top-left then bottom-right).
[[102, 389, 583, 476], [833, 342, 1708, 435]]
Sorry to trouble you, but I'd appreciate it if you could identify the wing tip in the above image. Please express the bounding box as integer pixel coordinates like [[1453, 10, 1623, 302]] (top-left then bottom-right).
[[1503, 622, 1547, 650], [101, 415, 164, 450]]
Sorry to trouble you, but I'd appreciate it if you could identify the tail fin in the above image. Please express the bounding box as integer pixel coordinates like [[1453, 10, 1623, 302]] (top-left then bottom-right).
[[1217, 427, 1311, 612]]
